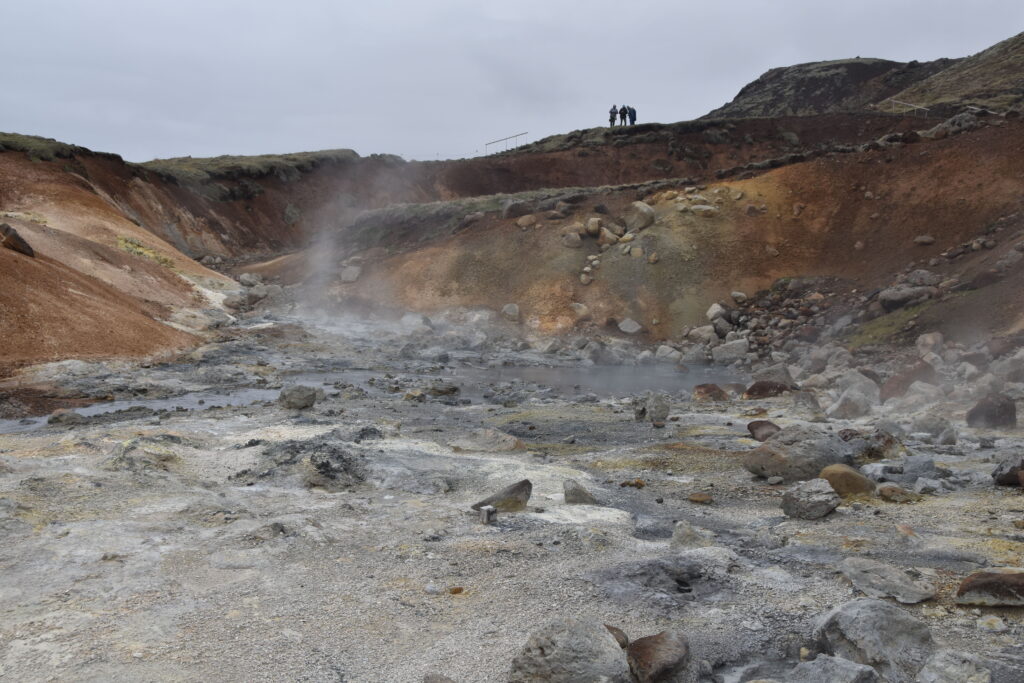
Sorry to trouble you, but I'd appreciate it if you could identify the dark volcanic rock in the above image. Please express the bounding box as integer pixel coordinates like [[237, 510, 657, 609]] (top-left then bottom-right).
[[992, 455, 1024, 486], [966, 393, 1017, 428], [626, 630, 690, 683], [747, 419, 781, 442], [692, 384, 729, 402], [742, 380, 792, 399], [0, 223, 34, 257]]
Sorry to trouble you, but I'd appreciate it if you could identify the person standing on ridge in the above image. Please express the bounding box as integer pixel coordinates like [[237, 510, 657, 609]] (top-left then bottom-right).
[[609, 105, 618, 127], [619, 105, 628, 125], [628, 105, 637, 125]]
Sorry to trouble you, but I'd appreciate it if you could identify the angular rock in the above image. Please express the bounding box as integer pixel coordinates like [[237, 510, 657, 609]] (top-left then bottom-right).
[[604, 624, 629, 649], [692, 384, 729, 402], [820, 464, 875, 497], [278, 385, 318, 410], [508, 617, 630, 683], [743, 424, 852, 482], [992, 455, 1024, 486], [626, 631, 689, 683], [881, 361, 938, 402], [623, 201, 656, 232], [786, 655, 879, 683], [502, 303, 521, 321], [877, 484, 918, 503], [966, 393, 1016, 428], [781, 478, 840, 519], [743, 381, 792, 400], [706, 303, 728, 321], [839, 557, 936, 604], [955, 568, 1024, 606], [815, 598, 934, 683], [711, 339, 749, 364], [471, 479, 532, 512], [827, 389, 874, 419], [644, 393, 670, 424], [747, 420, 781, 442], [915, 650, 995, 683], [878, 286, 936, 312], [752, 363, 795, 387], [501, 199, 530, 219], [0, 223, 35, 257], [597, 226, 620, 246], [564, 479, 599, 505], [561, 231, 583, 248]]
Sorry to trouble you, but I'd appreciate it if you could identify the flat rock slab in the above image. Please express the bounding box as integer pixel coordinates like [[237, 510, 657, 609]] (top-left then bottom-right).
[[840, 557, 936, 604], [471, 479, 532, 512]]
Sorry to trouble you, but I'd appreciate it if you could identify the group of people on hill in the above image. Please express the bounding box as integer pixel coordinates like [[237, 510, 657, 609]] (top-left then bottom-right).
[[609, 104, 637, 126]]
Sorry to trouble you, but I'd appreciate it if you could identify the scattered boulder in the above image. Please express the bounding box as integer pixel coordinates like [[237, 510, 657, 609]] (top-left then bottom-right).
[[955, 568, 1024, 606], [781, 478, 841, 519], [966, 393, 1016, 428], [839, 557, 936, 604], [623, 201, 656, 231], [992, 455, 1024, 486], [820, 464, 875, 497], [785, 655, 879, 683], [278, 385, 318, 410], [561, 231, 583, 248], [508, 617, 631, 683], [915, 650, 998, 683], [747, 420, 781, 442], [644, 393, 670, 425], [751, 363, 795, 387], [617, 318, 642, 335], [827, 389, 874, 419], [880, 361, 937, 402], [692, 384, 729, 402], [238, 272, 262, 287], [814, 598, 934, 683], [711, 339, 749, 364], [743, 380, 792, 399], [743, 424, 852, 482], [470, 479, 532, 512], [877, 484, 918, 503], [706, 303, 728, 321], [626, 631, 689, 683], [563, 479, 599, 505], [0, 223, 35, 257], [502, 303, 521, 321], [878, 286, 935, 312]]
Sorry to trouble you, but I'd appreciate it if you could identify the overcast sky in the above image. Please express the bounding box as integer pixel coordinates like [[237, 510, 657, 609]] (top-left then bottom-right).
[[2, 1, 1021, 162]]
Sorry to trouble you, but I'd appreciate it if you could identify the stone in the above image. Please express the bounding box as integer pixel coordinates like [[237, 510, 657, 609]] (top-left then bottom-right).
[[914, 235, 936, 246], [654, 345, 681, 363], [747, 420, 781, 442], [743, 424, 852, 482], [502, 303, 521, 321], [836, 370, 881, 404], [238, 272, 262, 287], [618, 318, 642, 335], [991, 455, 1024, 486], [785, 655, 879, 683], [278, 385, 318, 410], [47, 409, 87, 426], [585, 217, 603, 236], [339, 264, 362, 283], [688, 492, 713, 505], [687, 325, 717, 344], [501, 199, 530, 219], [877, 484, 917, 503], [517, 214, 538, 228], [0, 223, 35, 257], [570, 302, 591, 320], [563, 479, 599, 505], [706, 303, 728, 321], [916, 650, 995, 683], [561, 231, 583, 248], [839, 557, 936, 604], [692, 384, 729, 402], [508, 617, 631, 683], [470, 479, 532, 512], [966, 393, 1016, 428], [623, 201, 656, 231], [911, 414, 952, 438], [827, 389, 874, 419], [743, 381, 792, 400], [916, 332, 944, 357], [752, 363, 795, 387], [815, 598, 934, 683], [711, 339, 749, 364], [781, 478, 840, 519], [645, 393, 670, 424], [731, 291, 748, 303], [820, 464, 875, 497], [626, 631, 689, 683], [954, 568, 1024, 606], [597, 226, 619, 246], [881, 361, 938, 401], [478, 505, 497, 524], [878, 286, 936, 312]]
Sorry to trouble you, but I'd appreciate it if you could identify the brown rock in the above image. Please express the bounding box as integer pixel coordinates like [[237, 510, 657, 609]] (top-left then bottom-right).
[[627, 631, 690, 683], [604, 624, 629, 649], [966, 393, 1017, 428], [880, 361, 937, 402], [747, 420, 781, 442], [955, 568, 1024, 606], [597, 226, 619, 246], [470, 479, 532, 512], [0, 223, 34, 257], [692, 384, 729, 402], [688, 492, 713, 505], [992, 455, 1024, 486], [743, 380, 793, 399], [877, 484, 918, 503], [819, 464, 875, 497]]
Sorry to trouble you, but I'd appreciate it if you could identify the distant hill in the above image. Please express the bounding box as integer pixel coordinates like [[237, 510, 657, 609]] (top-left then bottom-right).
[[888, 31, 1024, 114], [704, 31, 1024, 119], [702, 57, 955, 119]]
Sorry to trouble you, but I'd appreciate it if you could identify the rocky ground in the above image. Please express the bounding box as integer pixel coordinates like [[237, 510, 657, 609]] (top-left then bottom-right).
[[1, 298, 1022, 683]]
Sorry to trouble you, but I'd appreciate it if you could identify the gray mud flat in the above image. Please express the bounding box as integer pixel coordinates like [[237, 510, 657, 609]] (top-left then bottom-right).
[[1, 317, 1022, 682]]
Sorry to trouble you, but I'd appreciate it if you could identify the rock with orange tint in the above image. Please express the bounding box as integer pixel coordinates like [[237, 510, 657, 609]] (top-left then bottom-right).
[[470, 479, 532, 512], [820, 464, 875, 497], [880, 361, 937, 401], [955, 568, 1024, 606], [744, 425, 852, 482], [0, 223, 34, 257], [626, 630, 689, 683], [747, 420, 781, 442], [692, 384, 729, 402]]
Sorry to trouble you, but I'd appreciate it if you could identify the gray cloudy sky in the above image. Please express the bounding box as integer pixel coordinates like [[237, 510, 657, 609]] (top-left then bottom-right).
[[2, 1, 1021, 162]]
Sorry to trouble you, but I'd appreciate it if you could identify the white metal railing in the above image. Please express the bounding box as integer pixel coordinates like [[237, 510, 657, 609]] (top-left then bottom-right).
[[485, 132, 529, 154], [877, 98, 931, 116]]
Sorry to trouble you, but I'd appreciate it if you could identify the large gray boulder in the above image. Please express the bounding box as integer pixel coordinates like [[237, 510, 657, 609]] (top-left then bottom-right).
[[878, 286, 936, 312], [781, 478, 840, 519], [711, 338, 749, 364], [622, 201, 656, 231], [786, 655, 879, 683], [508, 617, 630, 682], [743, 424, 852, 482], [278, 385, 318, 410], [814, 598, 934, 683], [839, 557, 936, 604], [827, 389, 873, 419]]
